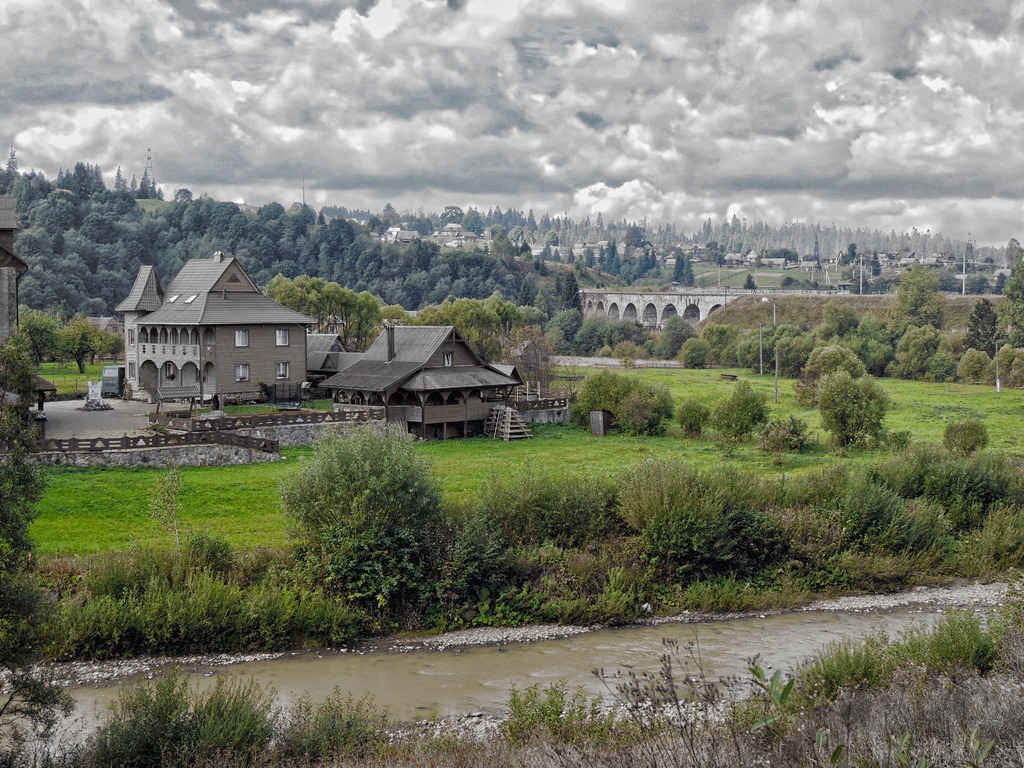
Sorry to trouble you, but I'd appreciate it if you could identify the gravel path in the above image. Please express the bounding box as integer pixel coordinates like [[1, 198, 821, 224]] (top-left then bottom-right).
[[50, 581, 1008, 686]]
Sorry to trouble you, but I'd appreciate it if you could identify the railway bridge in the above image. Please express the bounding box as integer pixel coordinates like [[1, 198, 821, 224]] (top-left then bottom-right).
[[579, 287, 840, 328]]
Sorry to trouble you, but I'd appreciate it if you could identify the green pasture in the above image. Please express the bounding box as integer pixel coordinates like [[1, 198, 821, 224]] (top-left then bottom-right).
[[37, 361, 110, 395], [30, 368, 1024, 554]]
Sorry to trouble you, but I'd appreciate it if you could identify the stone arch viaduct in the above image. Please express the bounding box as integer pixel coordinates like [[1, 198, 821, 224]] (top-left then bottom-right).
[[579, 287, 839, 328]]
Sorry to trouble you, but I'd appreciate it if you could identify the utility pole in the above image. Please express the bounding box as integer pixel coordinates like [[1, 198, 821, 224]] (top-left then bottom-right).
[[759, 322, 763, 375]]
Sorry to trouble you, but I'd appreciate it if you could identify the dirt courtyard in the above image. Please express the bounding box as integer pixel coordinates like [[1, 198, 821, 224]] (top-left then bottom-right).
[[37, 398, 156, 439]]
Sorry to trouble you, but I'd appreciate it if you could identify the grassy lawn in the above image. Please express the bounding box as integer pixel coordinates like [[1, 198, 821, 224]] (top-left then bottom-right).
[[30, 367, 1024, 555], [37, 361, 112, 395]]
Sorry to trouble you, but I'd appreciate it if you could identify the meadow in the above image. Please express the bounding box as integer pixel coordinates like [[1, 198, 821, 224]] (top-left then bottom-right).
[[30, 367, 1024, 554]]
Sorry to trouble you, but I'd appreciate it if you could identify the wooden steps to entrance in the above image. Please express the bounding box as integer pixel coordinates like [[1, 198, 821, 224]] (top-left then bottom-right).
[[485, 405, 531, 441]]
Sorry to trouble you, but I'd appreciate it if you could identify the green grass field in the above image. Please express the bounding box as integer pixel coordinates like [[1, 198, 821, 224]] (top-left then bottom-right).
[[30, 368, 1024, 554], [37, 361, 111, 395]]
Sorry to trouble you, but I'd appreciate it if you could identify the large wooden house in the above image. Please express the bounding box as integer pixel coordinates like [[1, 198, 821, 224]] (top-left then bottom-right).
[[321, 325, 522, 439], [0, 196, 27, 346], [116, 252, 315, 403]]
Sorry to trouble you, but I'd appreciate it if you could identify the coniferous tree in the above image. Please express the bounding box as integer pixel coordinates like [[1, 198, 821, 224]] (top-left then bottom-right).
[[965, 298, 999, 355], [561, 272, 581, 312]]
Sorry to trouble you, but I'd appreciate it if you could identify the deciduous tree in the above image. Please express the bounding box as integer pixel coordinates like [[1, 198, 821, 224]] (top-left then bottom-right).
[[0, 340, 73, 749]]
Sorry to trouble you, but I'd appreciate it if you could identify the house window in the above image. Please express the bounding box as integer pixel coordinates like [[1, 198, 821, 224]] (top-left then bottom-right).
[[234, 329, 249, 347], [128, 328, 135, 346], [276, 329, 289, 346], [164, 362, 176, 380], [444, 352, 453, 367], [276, 362, 289, 380], [235, 364, 250, 382], [128, 362, 136, 379]]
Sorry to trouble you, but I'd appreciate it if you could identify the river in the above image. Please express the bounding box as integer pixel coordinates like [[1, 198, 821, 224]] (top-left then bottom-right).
[[59, 597, 988, 738]]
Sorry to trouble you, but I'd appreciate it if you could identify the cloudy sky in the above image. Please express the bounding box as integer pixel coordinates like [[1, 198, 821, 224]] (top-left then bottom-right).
[[3, 0, 1023, 243]]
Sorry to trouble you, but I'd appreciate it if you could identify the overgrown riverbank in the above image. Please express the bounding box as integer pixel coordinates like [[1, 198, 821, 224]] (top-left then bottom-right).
[[35, 428, 1024, 661], [16, 581, 1024, 767]]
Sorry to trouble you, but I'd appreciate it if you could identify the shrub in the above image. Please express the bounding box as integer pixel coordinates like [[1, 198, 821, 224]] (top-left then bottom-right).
[[86, 673, 275, 768], [676, 398, 711, 438], [944, 419, 989, 456], [896, 325, 941, 379], [502, 681, 613, 745], [275, 691, 386, 761], [957, 348, 992, 383], [817, 371, 889, 447], [701, 323, 741, 365], [570, 371, 674, 435], [710, 380, 769, 440], [757, 416, 809, 458], [677, 337, 710, 368], [618, 459, 786, 581], [794, 344, 866, 406], [281, 424, 442, 541], [477, 471, 617, 548], [281, 426, 445, 624]]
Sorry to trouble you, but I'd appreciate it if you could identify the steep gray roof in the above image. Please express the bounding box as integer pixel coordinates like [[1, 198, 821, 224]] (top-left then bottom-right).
[[115, 265, 163, 312], [362, 325, 452, 363], [117, 255, 313, 325], [321, 326, 520, 394], [307, 333, 345, 354], [0, 196, 17, 230], [142, 291, 313, 326]]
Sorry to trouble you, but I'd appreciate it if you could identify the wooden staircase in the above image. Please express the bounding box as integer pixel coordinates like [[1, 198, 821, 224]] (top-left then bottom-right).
[[485, 405, 531, 441]]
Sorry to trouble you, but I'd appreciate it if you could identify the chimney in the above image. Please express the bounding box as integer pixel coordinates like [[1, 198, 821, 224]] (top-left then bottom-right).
[[213, 251, 223, 263], [386, 324, 395, 362]]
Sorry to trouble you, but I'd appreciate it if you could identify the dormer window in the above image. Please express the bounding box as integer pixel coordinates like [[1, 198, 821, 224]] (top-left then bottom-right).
[[444, 352, 452, 367]]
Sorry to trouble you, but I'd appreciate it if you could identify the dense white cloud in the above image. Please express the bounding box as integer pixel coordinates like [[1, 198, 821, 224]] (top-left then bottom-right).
[[2, 0, 1023, 244]]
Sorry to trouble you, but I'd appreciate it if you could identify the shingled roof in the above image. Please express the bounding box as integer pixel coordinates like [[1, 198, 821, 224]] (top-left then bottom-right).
[[0, 196, 27, 274], [321, 325, 520, 395], [116, 254, 314, 325]]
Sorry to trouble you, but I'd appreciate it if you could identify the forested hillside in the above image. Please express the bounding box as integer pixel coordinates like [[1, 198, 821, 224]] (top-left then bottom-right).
[[0, 154, 1008, 318], [1, 162, 526, 316]]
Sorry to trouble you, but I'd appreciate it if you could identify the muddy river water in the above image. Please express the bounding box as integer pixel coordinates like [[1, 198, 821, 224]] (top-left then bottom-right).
[[62, 602, 974, 733]]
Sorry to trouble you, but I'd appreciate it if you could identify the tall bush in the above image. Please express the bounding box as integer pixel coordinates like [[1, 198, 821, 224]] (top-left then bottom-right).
[[281, 425, 445, 626], [571, 370, 674, 435], [618, 459, 786, 581], [817, 371, 889, 447], [710, 380, 769, 440]]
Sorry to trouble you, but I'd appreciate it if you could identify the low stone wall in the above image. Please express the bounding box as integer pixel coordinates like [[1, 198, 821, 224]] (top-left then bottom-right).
[[30, 443, 283, 469], [234, 420, 366, 447]]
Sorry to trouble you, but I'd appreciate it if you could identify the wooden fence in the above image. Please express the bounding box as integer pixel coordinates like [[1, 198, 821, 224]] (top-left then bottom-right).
[[149, 407, 385, 432], [1, 431, 279, 455]]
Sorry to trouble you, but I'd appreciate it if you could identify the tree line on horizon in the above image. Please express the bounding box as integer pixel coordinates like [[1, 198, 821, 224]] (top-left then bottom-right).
[[0, 150, 1012, 319]]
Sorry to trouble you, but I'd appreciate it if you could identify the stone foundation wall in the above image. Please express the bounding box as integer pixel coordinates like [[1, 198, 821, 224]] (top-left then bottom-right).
[[30, 444, 283, 469], [234, 420, 370, 447]]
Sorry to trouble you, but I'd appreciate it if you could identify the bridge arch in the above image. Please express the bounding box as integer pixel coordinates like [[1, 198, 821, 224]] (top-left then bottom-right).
[[586, 299, 594, 312], [708, 304, 722, 316], [608, 302, 620, 321], [683, 304, 700, 322], [661, 304, 678, 325], [642, 302, 658, 326], [596, 301, 605, 313], [623, 303, 638, 323]]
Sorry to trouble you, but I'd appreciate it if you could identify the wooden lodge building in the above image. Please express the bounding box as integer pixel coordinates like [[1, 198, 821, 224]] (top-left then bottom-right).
[[321, 325, 523, 439], [116, 252, 315, 404]]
